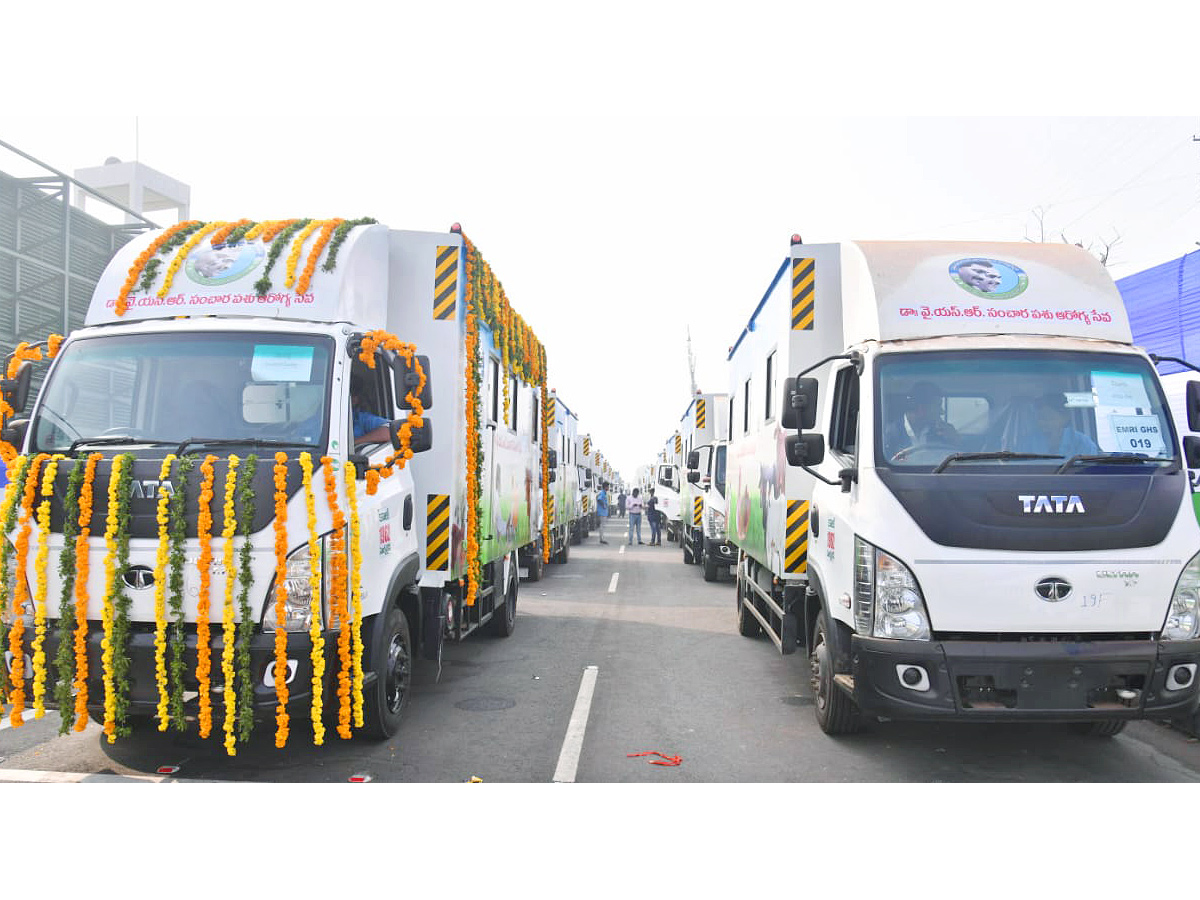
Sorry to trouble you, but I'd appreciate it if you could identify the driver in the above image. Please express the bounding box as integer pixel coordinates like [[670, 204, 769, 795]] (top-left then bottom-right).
[[884, 381, 959, 460]]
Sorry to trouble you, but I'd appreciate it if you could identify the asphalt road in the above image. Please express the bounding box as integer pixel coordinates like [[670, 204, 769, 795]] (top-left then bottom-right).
[[3, 517, 1200, 784]]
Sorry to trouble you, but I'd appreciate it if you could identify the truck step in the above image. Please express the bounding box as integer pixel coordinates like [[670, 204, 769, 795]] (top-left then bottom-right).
[[833, 674, 855, 695]]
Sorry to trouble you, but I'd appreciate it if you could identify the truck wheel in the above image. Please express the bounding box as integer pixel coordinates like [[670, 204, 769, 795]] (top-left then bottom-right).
[[683, 539, 693, 565], [525, 541, 543, 582], [736, 566, 761, 638], [703, 549, 719, 582], [363, 603, 413, 739], [489, 557, 517, 637], [810, 611, 861, 735], [1069, 720, 1128, 737]]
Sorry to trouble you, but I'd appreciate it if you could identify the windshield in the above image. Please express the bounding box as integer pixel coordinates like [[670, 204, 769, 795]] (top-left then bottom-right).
[[31, 332, 333, 453], [714, 444, 726, 496], [876, 349, 1177, 471]]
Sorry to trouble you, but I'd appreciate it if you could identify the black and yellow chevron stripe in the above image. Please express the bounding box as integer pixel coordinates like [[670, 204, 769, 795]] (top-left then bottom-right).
[[696, 398, 707, 430], [426, 493, 450, 570], [433, 245, 459, 320], [791, 257, 815, 331], [784, 499, 809, 574], [693, 496, 703, 527]]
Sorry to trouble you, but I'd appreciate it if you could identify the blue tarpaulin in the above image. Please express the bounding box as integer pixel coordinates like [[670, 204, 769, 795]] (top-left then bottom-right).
[[1117, 249, 1200, 375]]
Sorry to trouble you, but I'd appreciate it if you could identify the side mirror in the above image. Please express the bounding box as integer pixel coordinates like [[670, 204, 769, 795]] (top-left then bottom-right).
[[1188, 381, 1200, 432], [394, 354, 433, 411], [1, 362, 33, 417], [1, 418, 29, 448], [1185, 435, 1200, 468], [687, 470, 700, 484], [686, 450, 699, 470], [548, 470, 556, 483], [785, 433, 825, 467], [781, 376, 819, 431], [393, 417, 433, 454], [548, 449, 558, 469]]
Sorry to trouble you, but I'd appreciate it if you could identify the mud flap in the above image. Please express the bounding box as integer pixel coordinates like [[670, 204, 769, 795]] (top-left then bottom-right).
[[780, 612, 799, 655], [421, 589, 446, 663]]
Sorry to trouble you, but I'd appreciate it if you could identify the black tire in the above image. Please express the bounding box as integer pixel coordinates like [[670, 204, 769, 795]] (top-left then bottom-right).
[[703, 549, 719, 582], [683, 540, 693, 565], [525, 541, 543, 582], [810, 610, 861, 735], [489, 558, 517, 637], [1069, 720, 1128, 737], [736, 566, 762, 638], [363, 603, 413, 739]]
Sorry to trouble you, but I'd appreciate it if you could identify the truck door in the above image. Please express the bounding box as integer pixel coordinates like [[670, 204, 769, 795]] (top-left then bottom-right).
[[811, 362, 860, 628]]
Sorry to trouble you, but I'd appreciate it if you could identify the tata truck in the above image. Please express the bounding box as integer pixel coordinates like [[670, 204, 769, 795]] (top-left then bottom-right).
[[0, 218, 548, 747], [726, 236, 1200, 736], [682, 392, 735, 581]]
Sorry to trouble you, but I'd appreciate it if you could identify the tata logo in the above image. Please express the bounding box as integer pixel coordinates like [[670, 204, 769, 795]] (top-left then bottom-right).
[[1018, 494, 1085, 514], [122, 566, 155, 591], [1035, 577, 1072, 602], [130, 480, 176, 500]]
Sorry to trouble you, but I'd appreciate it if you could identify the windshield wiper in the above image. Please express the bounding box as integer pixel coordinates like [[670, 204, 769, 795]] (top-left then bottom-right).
[[175, 437, 314, 456], [1056, 453, 1174, 473], [67, 436, 177, 455], [933, 451, 1063, 473]]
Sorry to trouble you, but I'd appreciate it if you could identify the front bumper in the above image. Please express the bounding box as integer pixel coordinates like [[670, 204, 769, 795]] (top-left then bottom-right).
[[12, 621, 343, 720], [850, 635, 1200, 722], [703, 536, 736, 564]]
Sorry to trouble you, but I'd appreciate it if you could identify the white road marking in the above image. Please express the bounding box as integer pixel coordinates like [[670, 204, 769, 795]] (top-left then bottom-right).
[[552, 665, 598, 784], [607, 573, 619, 593]]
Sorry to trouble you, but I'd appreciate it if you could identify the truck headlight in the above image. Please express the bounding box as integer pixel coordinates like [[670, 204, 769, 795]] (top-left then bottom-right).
[[262, 540, 330, 633], [707, 510, 725, 539], [854, 537, 931, 640], [1164, 551, 1200, 641]]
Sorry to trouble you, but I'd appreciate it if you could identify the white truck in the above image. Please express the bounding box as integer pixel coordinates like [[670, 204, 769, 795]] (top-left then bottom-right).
[[652, 432, 683, 542], [727, 235, 1200, 736], [573, 431, 595, 541], [543, 390, 580, 563], [0, 218, 549, 748], [681, 392, 736, 581]]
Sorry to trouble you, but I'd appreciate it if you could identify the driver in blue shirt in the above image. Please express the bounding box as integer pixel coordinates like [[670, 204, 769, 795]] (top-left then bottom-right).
[[351, 376, 391, 446]]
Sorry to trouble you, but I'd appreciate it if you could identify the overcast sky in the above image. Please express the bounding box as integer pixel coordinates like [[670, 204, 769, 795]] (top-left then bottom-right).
[[3, 4, 1198, 482]]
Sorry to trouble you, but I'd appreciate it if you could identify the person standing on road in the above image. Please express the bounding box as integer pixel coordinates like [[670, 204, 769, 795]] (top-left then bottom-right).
[[645, 489, 661, 545], [627, 488, 644, 545], [617, 489, 626, 518], [596, 482, 609, 544]]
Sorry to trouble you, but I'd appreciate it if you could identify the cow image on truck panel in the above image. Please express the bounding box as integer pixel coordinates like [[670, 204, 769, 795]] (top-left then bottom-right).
[[727, 236, 1200, 737], [0, 219, 559, 751]]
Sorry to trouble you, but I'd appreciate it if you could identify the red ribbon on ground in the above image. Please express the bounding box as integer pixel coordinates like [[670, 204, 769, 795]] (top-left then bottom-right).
[[627, 751, 682, 766]]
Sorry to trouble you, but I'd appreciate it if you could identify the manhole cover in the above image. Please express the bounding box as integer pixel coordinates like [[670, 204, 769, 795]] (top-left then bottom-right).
[[455, 697, 516, 711], [783, 695, 815, 707]]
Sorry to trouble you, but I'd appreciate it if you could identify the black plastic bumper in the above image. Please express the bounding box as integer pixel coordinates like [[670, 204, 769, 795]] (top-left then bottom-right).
[[703, 536, 737, 564], [18, 622, 343, 719], [850, 635, 1200, 722]]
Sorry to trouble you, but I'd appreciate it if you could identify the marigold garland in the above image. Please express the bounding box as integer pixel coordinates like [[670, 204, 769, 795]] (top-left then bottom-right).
[[357, 331, 427, 495], [71, 454, 100, 731], [208, 219, 252, 248], [152, 455, 176, 730], [254, 219, 311, 296], [158, 223, 223, 300], [299, 453, 325, 745], [342, 461, 365, 727], [234, 455, 258, 743], [0, 455, 30, 712], [8, 453, 47, 726], [194, 454, 219, 738], [322, 457, 352, 739], [295, 218, 343, 296], [321, 218, 377, 273], [32, 455, 62, 719], [166, 455, 194, 729], [116, 220, 202, 316], [271, 452, 291, 747], [100, 453, 133, 741], [541, 383, 552, 564], [284, 220, 324, 290], [220, 455, 240, 755]]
